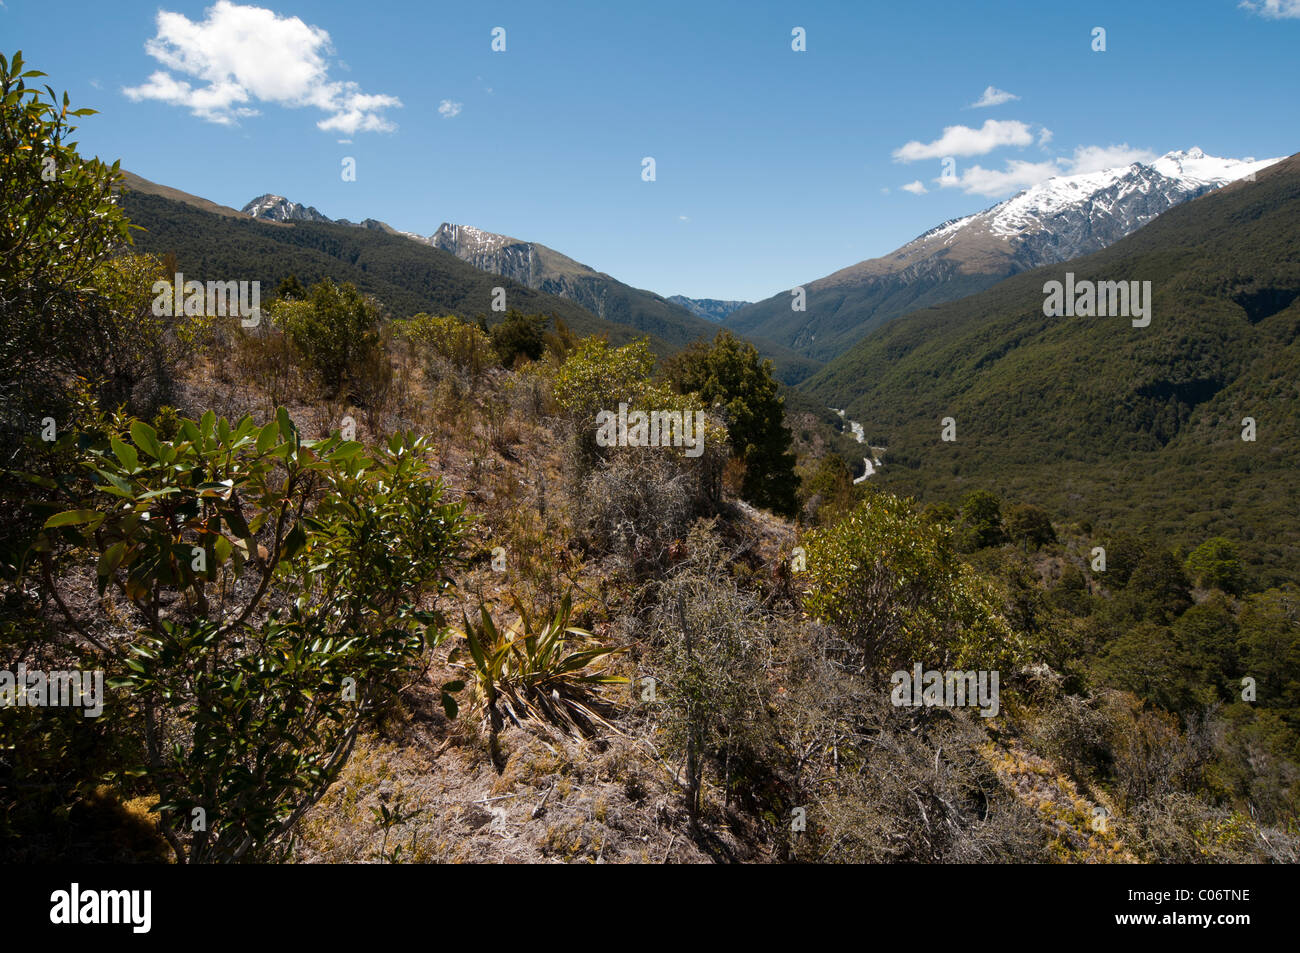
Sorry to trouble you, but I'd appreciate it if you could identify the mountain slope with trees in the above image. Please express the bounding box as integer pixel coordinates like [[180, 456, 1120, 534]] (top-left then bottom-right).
[[727, 150, 1278, 362], [801, 152, 1300, 584], [118, 185, 675, 355]]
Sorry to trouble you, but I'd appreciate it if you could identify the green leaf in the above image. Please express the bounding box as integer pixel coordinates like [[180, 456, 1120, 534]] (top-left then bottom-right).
[[276, 406, 295, 441], [282, 522, 308, 561], [110, 437, 138, 471], [440, 692, 459, 719], [43, 509, 101, 528], [137, 487, 180, 500], [130, 420, 162, 460], [256, 421, 279, 454], [223, 504, 252, 540], [97, 541, 127, 578]]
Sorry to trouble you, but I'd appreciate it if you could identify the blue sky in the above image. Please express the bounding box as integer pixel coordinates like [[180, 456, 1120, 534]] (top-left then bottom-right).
[[4, 0, 1298, 300]]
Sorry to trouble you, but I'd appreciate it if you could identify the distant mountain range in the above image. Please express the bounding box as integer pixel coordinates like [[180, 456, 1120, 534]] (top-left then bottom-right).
[[114, 173, 818, 381], [800, 151, 1300, 583], [726, 149, 1283, 362], [236, 195, 818, 384], [117, 173, 670, 354]]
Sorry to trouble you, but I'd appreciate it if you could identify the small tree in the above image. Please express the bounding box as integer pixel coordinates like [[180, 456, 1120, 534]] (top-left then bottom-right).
[[551, 336, 657, 471], [956, 489, 1007, 552], [0, 49, 129, 316], [802, 493, 1018, 673], [396, 312, 498, 378], [663, 330, 798, 517], [275, 274, 307, 301], [275, 278, 383, 397], [800, 453, 858, 524], [1005, 503, 1056, 551], [1185, 537, 1247, 595], [28, 409, 469, 862], [489, 310, 547, 367]]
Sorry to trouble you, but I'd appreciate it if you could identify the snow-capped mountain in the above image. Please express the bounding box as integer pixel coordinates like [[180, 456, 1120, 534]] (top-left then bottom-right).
[[427, 223, 541, 286], [234, 198, 764, 363], [724, 148, 1285, 361], [913, 148, 1277, 262], [241, 194, 332, 223]]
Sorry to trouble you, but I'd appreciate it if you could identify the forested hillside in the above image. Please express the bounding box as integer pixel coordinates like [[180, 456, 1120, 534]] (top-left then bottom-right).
[[120, 189, 673, 354], [803, 154, 1300, 586]]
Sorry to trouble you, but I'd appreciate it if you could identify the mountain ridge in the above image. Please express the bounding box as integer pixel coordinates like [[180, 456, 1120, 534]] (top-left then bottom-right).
[[237, 195, 821, 384], [725, 149, 1284, 362]]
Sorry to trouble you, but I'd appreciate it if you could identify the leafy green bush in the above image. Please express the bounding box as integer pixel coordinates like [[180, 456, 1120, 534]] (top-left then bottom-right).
[[1185, 536, 1247, 595], [663, 330, 799, 517], [0, 50, 189, 456], [1005, 503, 1057, 550], [396, 312, 498, 377], [955, 489, 1007, 552], [27, 409, 469, 862], [550, 336, 726, 488], [799, 453, 859, 525], [801, 492, 1019, 673], [551, 337, 657, 422], [489, 310, 547, 367], [274, 278, 383, 397]]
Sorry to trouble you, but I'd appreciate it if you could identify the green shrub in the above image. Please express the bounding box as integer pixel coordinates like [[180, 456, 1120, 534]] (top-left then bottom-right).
[[274, 278, 383, 397], [802, 492, 1019, 673], [27, 409, 470, 862], [955, 490, 1007, 552], [396, 312, 498, 377], [489, 310, 547, 367], [663, 330, 799, 517], [1185, 536, 1248, 595], [1005, 503, 1056, 550]]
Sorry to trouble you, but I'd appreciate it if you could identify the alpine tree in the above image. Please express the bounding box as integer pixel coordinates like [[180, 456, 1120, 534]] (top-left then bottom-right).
[[663, 330, 798, 517]]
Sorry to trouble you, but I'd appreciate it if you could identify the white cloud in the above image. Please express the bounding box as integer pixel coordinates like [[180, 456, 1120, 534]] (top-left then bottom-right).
[[900, 180, 928, 195], [937, 159, 1061, 196], [893, 119, 1034, 161], [970, 85, 1019, 108], [438, 99, 462, 119], [1066, 143, 1156, 174], [1240, 0, 1300, 18], [934, 143, 1157, 197], [1037, 127, 1053, 148], [123, 1, 401, 133]]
